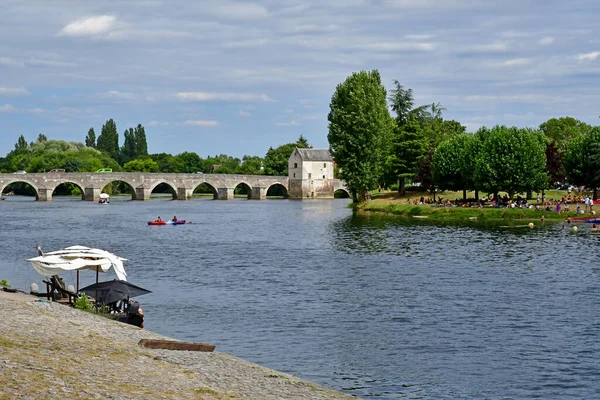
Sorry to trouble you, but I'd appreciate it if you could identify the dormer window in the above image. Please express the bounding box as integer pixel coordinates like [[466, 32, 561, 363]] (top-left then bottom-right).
[[294, 163, 298, 168]]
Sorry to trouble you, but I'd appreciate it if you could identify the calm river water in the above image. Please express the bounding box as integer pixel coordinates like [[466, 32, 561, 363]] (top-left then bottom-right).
[[1, 195, 600, 399]]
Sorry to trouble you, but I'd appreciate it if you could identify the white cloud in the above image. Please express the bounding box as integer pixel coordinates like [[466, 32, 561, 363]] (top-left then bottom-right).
[[238, 110, 251, 117], [184, 120, 219, 126], [26, 58, 78, 68], [0, 57, 24, 67], [57, 15, 117, 37], [405, 34, 435, 40], [148, 120, 169, 126], [177, 92, 274, 102], [577, 51, 600, 61], [464, 42, 509, 53], [223, 39, 269, 48], [97, 90, 136, 100], [0, 104, 17, 112], [359, 42, 436, 52], [293, 24, 339, 34], [540, 36, 555, 45], [502, 58, 532, 67], [0, 88, 29, 96], [208, 3, 269, 20], [275, 120, 297, 126]]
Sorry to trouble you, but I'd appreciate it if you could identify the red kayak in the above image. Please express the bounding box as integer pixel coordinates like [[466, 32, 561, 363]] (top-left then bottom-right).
[[147, 219, 186, 225]]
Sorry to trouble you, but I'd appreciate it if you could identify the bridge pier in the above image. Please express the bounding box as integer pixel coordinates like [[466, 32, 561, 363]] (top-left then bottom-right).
[[84, 187, 101, 202], [176, 187, 193, 200], [251, 187, 267, 200], [37, 188, 53, 201], [217, 188, 234, 200], [135, 188, 150, 200]]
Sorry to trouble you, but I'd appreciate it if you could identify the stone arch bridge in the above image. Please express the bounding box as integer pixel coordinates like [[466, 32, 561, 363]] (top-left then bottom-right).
[[0, 172, 348, 201]]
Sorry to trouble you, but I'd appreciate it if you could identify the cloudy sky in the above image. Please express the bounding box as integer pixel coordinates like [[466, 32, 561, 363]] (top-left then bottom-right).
[[1, 0, 599, 158]]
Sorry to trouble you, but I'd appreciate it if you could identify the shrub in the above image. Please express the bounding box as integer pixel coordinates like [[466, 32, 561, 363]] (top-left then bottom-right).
[[0, 279, 10, 288], [73, 293, 94, 312]]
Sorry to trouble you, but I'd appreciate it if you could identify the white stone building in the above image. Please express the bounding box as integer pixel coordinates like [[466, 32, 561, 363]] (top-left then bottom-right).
[[288, 148, 335, 199]]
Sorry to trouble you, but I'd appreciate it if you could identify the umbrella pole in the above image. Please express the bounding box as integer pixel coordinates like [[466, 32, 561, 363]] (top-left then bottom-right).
[[96, 266, 99, 283], [76, 270, 80, 292]]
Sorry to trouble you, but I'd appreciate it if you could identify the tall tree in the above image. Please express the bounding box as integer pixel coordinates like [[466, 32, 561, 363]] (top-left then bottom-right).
[[134, 124, 148, 157], [296, 135, 310, 148], [97, 119, 119, 160], [85, 128, 96, 148], [264, 143, 299, 176], [475, 126, 547, 198], [385, 116, 427, 193], [564, 126, 600, 198], [15, 135, 28, 151], [327, 69, 394, 202], [540, 117, 591, 153], [121, 128, 136, 164], [37, 134, 47, 142]]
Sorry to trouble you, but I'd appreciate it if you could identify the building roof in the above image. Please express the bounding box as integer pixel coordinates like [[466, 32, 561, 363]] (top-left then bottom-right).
[[294, 148, 334, 162]]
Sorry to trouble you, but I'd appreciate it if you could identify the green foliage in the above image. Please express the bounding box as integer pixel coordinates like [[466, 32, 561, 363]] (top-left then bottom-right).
[[540, 117, 591, 152], [73, 293, 94, 312], [15, 135, 28, 151], [37, 134, 47, 142], [85, 127, 96, 148], [328, 69, 394, 202], [432, 137, 465, 192], [0, 279, 11, 288], [121, 128, 136, 164], [385, 117, 428, 190], [564, 127, 600, 188], [474, 125, 547, 197], [149, 153, 178, 172], [174, 152, 203, 173], [238, 155, 264, 175], [134, 124, 148, 157], [123, 157, 160, 172], [264, 143, 298, 176], [97, 119, 119, 160]]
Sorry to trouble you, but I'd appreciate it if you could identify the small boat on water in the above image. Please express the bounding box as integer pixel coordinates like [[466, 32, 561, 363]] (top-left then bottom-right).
[[148, 219, 186, 225], [98, 193, 110, 204]]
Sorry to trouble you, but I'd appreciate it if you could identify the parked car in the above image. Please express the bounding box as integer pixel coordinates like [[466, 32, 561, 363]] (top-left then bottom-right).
[[13, 170, 26, 174], [96, 168, 113, 173], [49, 169, 66, 173]]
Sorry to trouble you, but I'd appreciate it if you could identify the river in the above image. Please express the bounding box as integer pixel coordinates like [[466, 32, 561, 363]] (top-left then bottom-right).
[[1, 195, 599, 399]]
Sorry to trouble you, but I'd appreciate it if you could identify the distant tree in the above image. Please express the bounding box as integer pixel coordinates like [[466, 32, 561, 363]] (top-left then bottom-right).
[[174, 152, 203, 173], [327, 69, 394, 202], [149, 153, 178, 173], [546, 141, 565, 187], [121, 128, 136, 164], [296, 134, 310, 148], [37, 134, 48, 142], [85, 128, 96, 148], [432, 137, 465, 194], [123, 157, 160, 172], [564, 127, 600, 198], [385, 117, 427, 193], [264, 143, 303, 176], [15, 135, 28, 151], [97, 119, 119, 160], [458, 131, 485, 199], [134, 124, 148, 157], [238, 155, 264, 175], [540, 117, 591, 153], [63, 158, 83, 172]]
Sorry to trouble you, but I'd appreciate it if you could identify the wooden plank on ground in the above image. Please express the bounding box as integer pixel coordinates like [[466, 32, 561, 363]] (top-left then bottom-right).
[[138, 339, 215, 352]]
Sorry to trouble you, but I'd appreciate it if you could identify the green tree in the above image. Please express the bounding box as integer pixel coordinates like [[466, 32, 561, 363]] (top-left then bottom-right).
[[432, 137, 465, 193], [564, 127, 600, 198], [121, 128, 136, 164], [327, 69, 394, 202], [15, 135, 28, 151], [174, 152, 203, 173], [149, 153, 178, 172], [385, 117, 427, 193], [264, 143, 298, 176], [134, 124, 148, 157], [296, 135, 310, 148], [540, 117, 591, 153], [238, 155, 264, 175], [123, 157, 160, 172], [97, 119, 119, 160], [37, 133, 47, 142], [474, 126, 547, 198], [85, 128, 96, 148]]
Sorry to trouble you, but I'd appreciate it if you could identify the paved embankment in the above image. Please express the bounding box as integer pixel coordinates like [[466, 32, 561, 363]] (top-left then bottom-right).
[[0, 291, 356, 400]]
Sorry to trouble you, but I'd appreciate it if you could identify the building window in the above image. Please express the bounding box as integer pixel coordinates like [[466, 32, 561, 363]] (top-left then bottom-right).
[[323, 163, 326, 168], [308, 173, 311, 179], [294, 163, 298, 168], [293, 173, 296, 178], [323, 175, 325, 179]]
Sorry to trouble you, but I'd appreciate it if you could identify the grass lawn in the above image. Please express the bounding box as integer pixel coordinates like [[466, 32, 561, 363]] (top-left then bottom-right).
[[362, 189, 595, 222]]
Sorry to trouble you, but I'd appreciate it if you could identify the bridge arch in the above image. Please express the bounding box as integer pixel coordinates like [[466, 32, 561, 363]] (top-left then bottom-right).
[[51, 180, 85, 200], [266, 182, 289, 199], [1, 179, 39, 200], [192, 182, 218, 200], [233, 181, 253, 199], [98, 179, 138, 201], [148, 180, 178, 200]]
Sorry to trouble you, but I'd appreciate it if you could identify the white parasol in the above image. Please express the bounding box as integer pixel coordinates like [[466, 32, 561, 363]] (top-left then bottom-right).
[[99, 193, 110, 199], [28, 245, 127, 284]]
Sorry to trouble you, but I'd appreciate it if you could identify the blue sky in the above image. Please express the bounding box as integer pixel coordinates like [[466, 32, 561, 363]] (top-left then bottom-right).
[[1, 0, 600, 158]]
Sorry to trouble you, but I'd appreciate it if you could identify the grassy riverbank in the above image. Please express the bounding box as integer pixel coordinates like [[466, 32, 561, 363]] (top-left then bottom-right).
[[361, 190, 593, 222]]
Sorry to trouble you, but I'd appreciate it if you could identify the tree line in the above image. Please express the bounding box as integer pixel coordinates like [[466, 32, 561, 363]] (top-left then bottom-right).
[[0, 119, 311, 178], [327, 69, 598, 202]]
